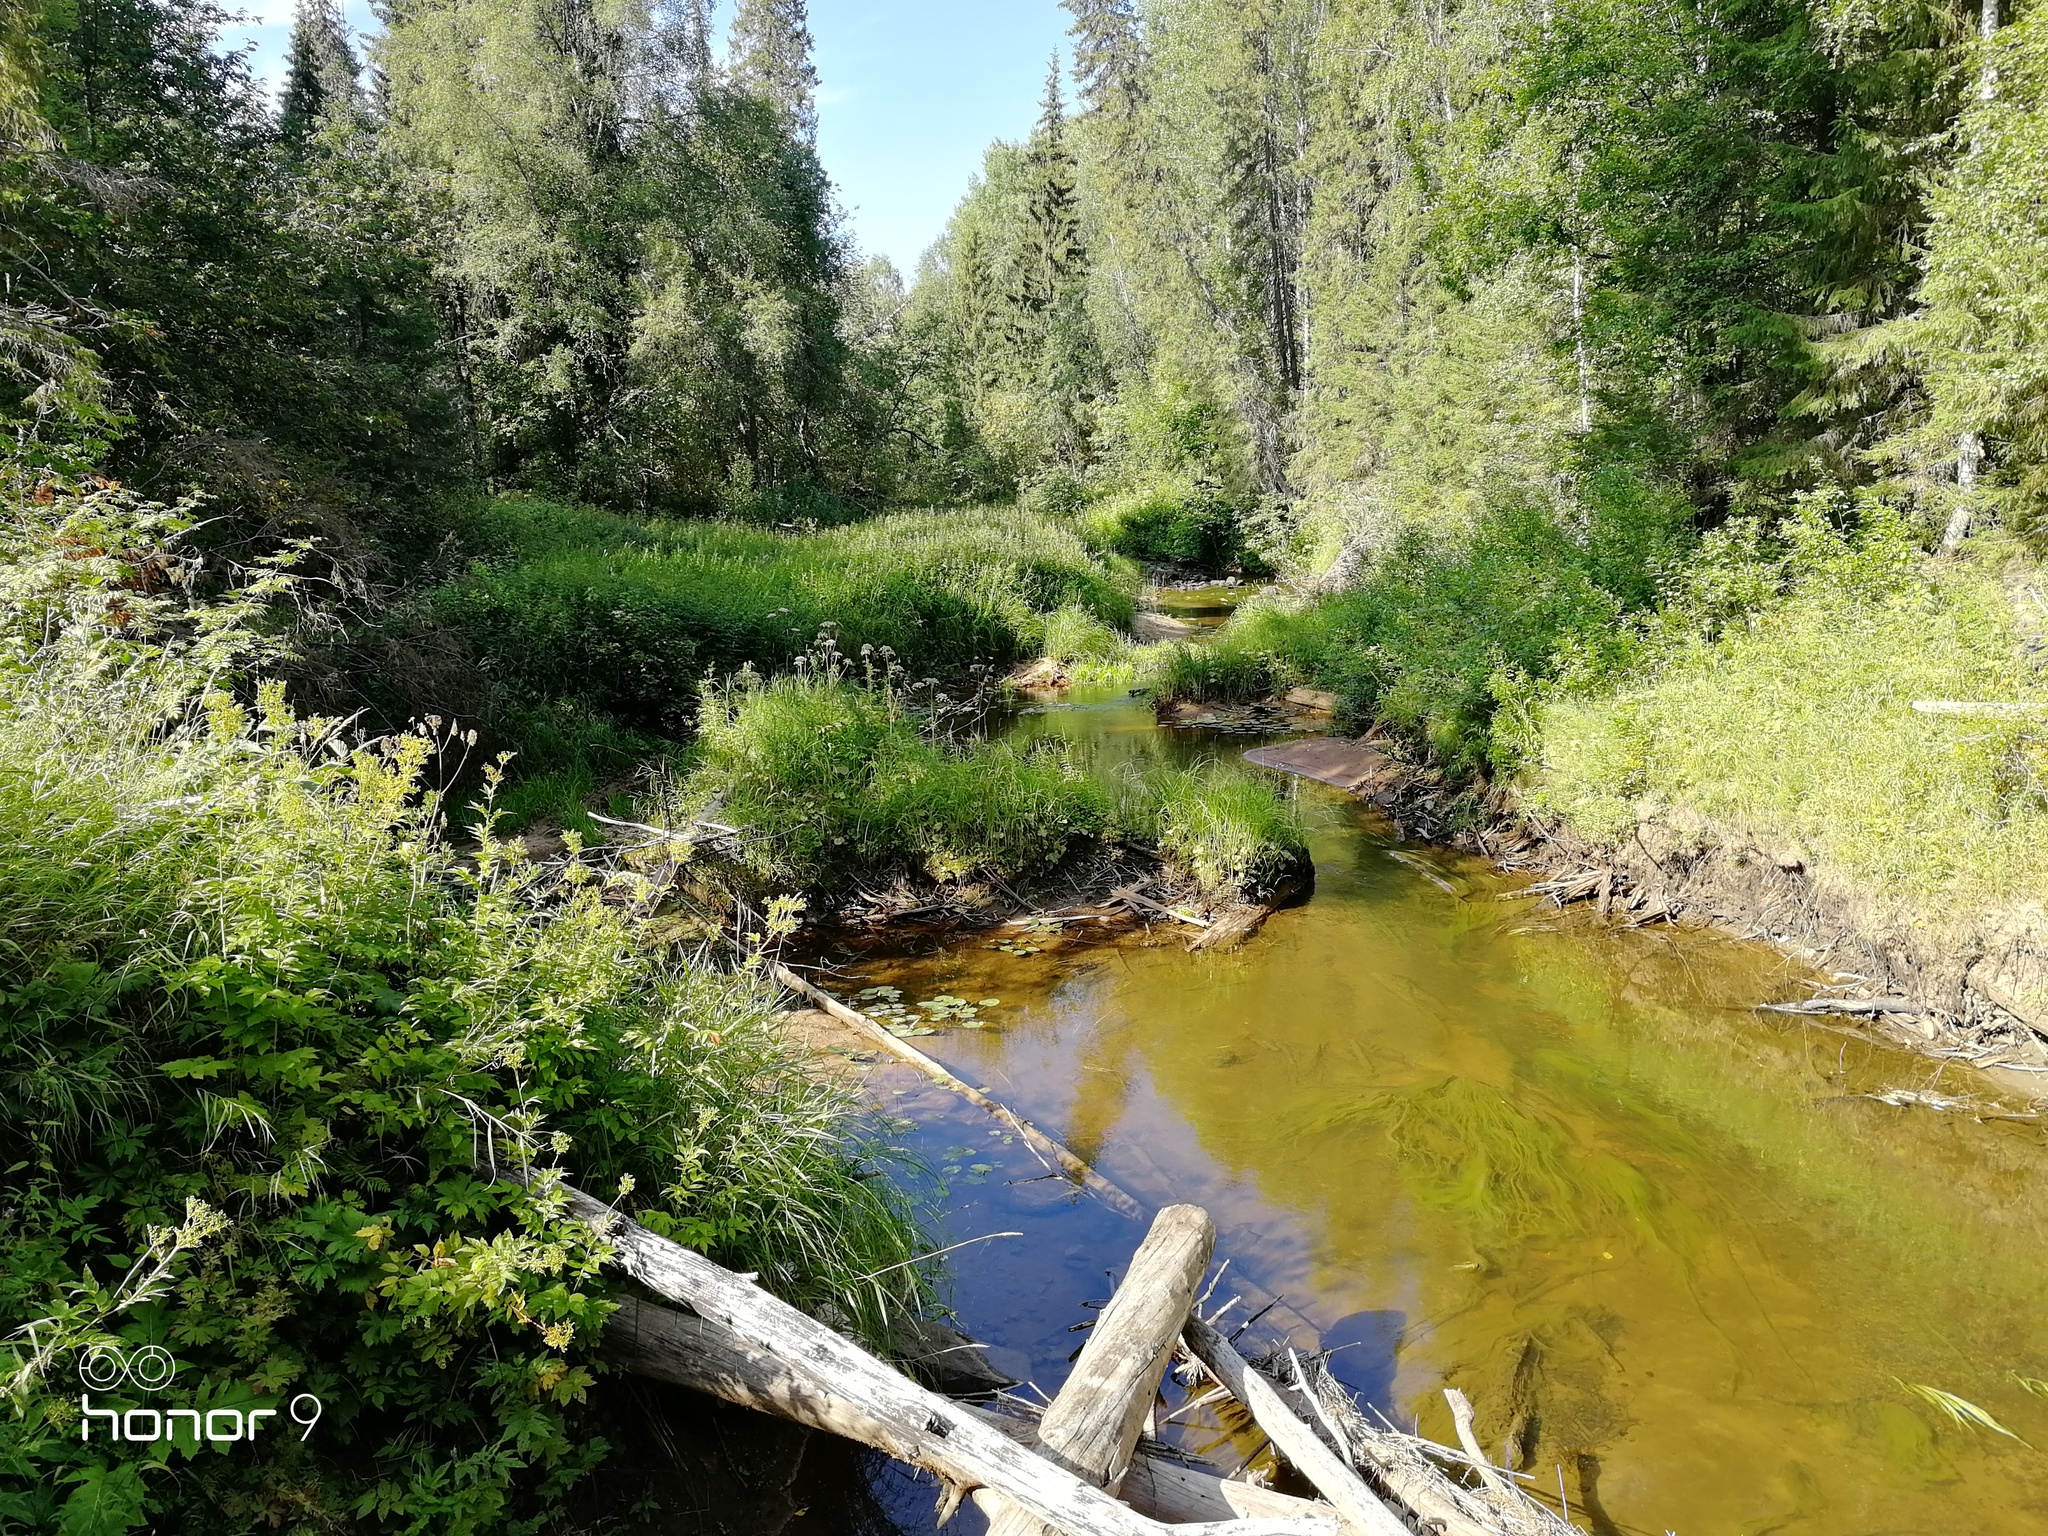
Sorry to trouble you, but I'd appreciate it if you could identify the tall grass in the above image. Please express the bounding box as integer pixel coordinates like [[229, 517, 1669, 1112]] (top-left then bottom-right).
[[437, 498, 1140, 734]]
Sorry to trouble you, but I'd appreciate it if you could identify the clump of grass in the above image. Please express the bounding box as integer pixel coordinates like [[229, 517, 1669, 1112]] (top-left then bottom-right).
[[1120, 759, 1309, 898], [683, 666, 1309, 901], [1034, 603, 1139, 684], [1149, 479, 1686, 768], [685, 667, 1112, 890]]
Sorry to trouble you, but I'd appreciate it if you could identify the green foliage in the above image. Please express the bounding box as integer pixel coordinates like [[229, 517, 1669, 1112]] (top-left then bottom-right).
[[0, 486, 925, 1533], [1530, 519, 2048, 919], [1873, 4, 2048, 537], [4, 0, 461, 530], [1159, 480, 1688, 774], [437, 498, 1139, 734]]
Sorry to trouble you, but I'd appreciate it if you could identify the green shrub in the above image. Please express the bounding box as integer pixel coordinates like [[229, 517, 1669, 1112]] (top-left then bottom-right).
[[1086, 481, 1269, 573], [0, 488, 926, 1534]]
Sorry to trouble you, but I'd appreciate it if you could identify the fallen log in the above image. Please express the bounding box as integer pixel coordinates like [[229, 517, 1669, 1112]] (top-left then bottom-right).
[[610, 1294, 1337, 1527], [574, 1185, 1333, 1536], [967, 1404, 1347, 1526], [1910, 699, 2048, 717], [771, 962, 1144, 1220], [1183, 1317, 1412, 1536], [987, 1205, 1217, 1535], [1758, 996, 1937, 1017]]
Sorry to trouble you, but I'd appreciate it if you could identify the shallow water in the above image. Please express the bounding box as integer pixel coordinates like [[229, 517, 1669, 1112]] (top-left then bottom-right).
[[837, 674, 2048, 1535]]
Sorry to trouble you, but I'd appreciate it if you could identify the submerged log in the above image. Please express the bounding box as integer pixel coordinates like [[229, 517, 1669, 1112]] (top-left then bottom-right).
[[571, 1181, 1333, 1536], [1188, 905, 1272, 953], [771, 961, 1144, 1220], [986, 1205, 1217, 1535], [1183, 1317, 1413, 1536]]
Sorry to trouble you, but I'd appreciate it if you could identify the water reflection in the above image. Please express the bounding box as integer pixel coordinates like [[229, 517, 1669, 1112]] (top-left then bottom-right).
[[842, 692, 2048, 1533]]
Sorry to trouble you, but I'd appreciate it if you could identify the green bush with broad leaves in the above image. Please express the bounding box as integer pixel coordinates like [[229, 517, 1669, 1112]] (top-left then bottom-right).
[[0, 485, 926, 1535]]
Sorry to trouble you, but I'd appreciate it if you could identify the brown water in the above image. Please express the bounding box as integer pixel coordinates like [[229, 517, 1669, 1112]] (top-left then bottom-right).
[[834, 619, 2048, 1535]]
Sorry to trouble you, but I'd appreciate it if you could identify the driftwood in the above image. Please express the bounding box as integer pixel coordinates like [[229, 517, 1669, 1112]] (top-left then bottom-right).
[[569, 1182, 1332, 1536], [1188, 905, 1272, 953], [1183, 1317, 1413, 1536], [987, 1205, 1217, 1535], [1287, 1357, 1575, 1536], [1758, 995, 1938, 1017], [609, 1293, 1330, 1527], [1442, 1389, 1514, 1498], [771, 962, 1144, 1220], [1910, 699, 2048, 717], [1110, 883, 1213, 928], [967, 1404, 1350, 1526]]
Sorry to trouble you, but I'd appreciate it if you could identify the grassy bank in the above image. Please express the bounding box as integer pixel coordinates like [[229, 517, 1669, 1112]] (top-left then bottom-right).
[[439, 497, 1140, 736], [1529, 536, 2048, 927], [0, 488, 927, 1533]]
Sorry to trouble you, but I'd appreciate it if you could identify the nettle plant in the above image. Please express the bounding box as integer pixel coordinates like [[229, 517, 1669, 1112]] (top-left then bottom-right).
[[0, 485, 924, 1534]]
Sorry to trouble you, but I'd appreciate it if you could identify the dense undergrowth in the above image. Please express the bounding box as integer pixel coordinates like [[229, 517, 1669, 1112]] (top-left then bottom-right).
[[0, 488, 927, 1534]]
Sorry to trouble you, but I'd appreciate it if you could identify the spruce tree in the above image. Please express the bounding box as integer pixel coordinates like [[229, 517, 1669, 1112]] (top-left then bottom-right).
[[278, 0, 361, 143], [731, 0, 818, 145], [1020, 56, 1085, 320], [1061, 0, 1144, 115]]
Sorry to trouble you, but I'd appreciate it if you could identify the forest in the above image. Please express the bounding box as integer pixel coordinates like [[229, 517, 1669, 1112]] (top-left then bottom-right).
[[4, 0, 2048, 1529]]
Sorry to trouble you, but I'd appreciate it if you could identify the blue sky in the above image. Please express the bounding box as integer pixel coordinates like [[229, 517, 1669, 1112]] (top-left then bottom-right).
[[218, 0, 1075, 275]]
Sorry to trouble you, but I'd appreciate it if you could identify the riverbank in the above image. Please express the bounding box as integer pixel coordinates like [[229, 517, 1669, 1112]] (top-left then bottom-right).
[[1141, 506, 2048, 1079], [809, 680, 2048, 1535]]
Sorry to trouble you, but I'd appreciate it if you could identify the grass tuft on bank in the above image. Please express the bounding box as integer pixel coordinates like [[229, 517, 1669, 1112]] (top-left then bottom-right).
[[678, 666, 1305, 902]]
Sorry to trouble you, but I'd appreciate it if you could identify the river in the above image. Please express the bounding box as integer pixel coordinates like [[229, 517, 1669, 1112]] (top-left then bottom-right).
[[816, 586, 2048, 1535]]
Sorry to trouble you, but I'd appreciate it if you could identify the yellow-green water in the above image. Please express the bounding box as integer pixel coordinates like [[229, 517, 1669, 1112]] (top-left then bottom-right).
[[840, 683, 2048, 1534]]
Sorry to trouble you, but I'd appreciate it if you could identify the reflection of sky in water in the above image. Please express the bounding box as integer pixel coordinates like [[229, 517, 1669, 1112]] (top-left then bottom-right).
[[837, 704, 2048, 1534]]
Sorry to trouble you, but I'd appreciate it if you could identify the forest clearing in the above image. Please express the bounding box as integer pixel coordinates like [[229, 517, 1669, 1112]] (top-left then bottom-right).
[[7, 0, 2048, 1531]]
